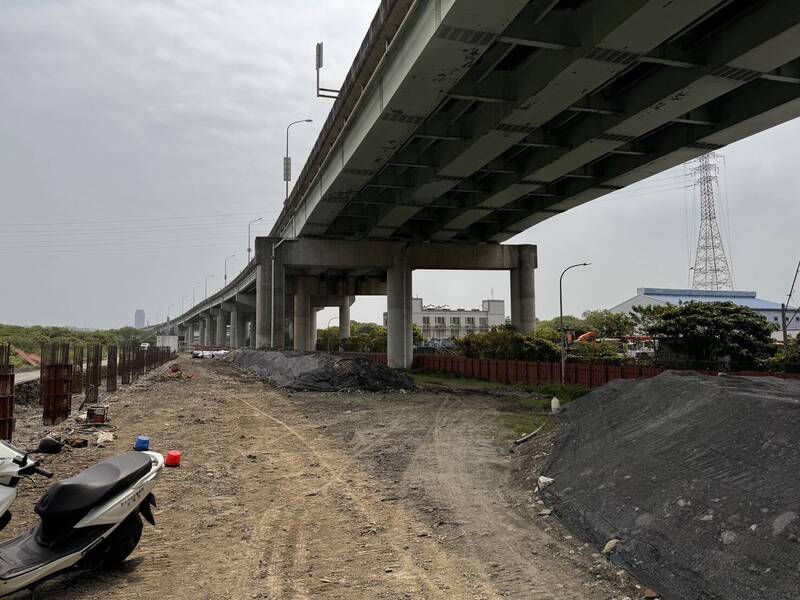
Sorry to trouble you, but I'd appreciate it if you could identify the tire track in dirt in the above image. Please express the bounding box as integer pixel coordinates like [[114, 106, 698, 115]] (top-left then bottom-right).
[[231, 389, 476, 599], [416, 396, 610, 599]]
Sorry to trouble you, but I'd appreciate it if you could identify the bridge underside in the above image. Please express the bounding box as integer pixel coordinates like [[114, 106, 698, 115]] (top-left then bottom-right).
[[279, 0, 800, 244], [170, 237, 536, 368]]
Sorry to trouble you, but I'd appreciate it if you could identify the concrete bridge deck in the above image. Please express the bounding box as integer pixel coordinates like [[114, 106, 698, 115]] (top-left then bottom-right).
[[158, 0, 800, 368]]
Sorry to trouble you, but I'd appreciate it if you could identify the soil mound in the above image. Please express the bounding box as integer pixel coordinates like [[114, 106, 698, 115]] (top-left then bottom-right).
[[538, 371, 800, 600], [233, 350, 413, 392]]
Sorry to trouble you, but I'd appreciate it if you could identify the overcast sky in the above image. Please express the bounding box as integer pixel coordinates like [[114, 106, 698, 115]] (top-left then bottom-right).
[[2, 1, 799, 330]]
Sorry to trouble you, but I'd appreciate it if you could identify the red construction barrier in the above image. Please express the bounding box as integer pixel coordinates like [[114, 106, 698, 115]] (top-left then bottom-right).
[[389, 354, 800, 389]]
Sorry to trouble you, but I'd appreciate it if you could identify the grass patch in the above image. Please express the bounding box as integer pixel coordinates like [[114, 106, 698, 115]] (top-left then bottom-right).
[[410, 371, 508, 390], [410, 370, 591, 441], [411, 370, 590, 404], [522, 383, 590, 404], [496, 413, 554, 440]]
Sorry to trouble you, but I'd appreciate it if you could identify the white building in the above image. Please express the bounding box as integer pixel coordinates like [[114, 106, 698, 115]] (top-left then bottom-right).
[[609, 288, 800, 337], [383, 298, 506, 341]]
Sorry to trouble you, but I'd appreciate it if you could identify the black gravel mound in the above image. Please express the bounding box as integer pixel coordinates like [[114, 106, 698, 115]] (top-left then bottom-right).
[[540, 371, 800, 600], [233, 350, 413, 392]]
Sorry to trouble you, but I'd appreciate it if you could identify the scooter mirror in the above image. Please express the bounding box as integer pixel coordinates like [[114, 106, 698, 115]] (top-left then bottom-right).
[[30, 436, 63, 455]]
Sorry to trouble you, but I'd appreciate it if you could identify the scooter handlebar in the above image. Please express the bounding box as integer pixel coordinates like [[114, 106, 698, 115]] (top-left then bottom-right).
[[19, 464, 53, 479], [32, 466, 53, 479]]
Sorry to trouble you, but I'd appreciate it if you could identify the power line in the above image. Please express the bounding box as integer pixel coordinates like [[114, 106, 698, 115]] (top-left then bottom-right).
[[0, 220, 276, 240], [0, 241, 242, 256], [0, 210, 276, 228]]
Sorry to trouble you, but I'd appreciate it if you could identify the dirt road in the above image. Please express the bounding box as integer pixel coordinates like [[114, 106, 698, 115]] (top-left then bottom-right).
[[7, 357, 640, 599]]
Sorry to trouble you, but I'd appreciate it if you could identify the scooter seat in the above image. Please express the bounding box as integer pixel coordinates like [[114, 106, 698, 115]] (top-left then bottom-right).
[[34, 452, 151, 544]]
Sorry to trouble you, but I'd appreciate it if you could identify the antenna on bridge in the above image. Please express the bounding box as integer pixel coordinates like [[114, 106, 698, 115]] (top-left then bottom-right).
[[316, 42, 340, 99], [690, 152, 734, 291]]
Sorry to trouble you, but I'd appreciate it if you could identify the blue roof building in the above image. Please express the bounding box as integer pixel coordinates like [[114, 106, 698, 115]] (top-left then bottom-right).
[[609, 288, 800, 333]]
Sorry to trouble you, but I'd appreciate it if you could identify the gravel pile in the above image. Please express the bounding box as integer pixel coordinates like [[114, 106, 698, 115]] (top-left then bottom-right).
[[233, 350, 413, 392], [537, 371, 800, 600]]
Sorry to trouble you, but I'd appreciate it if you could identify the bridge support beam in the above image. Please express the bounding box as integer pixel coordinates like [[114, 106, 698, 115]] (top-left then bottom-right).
[[387, 254, 413, 369], [510, 246, 536, 334]]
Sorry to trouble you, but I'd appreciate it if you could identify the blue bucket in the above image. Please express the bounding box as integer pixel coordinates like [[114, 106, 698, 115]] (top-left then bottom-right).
[[134, 435, 150, 451]]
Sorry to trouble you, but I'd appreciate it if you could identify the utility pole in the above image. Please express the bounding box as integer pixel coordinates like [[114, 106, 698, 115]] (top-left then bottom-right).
[[781, 303, 788, 345], [690, 153, 734, 290]]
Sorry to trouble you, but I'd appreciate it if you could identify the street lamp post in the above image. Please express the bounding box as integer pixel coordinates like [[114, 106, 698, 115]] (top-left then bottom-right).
[[167, 304, 175, 322], [285, 119, 313, 202], [247, 217, 263, 264], [326, 316, 339, 353], [224, 254, 236, 286], [181, 295, 188, 314], [192, 284, 201, 306], [204, 274, 215, 300], [559, 262, 591, 384]]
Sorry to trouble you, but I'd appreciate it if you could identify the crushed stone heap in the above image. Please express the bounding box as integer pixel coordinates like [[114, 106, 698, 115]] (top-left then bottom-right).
[[233, 350, 413, 392], [539, 371, 800, 600]]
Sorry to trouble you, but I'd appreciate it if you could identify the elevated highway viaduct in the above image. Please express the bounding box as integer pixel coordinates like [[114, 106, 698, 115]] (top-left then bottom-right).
[[164, 0, 800, 368]]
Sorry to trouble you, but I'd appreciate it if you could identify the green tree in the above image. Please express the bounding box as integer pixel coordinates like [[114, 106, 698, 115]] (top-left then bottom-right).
[[523, 335, 561, 361], [532, 325, 560, 344], [648, 301, 774, 367], [584, 310, 635, 338], [537, 315, 590, 337], [568, 340, 624, 364], [630, 304, 671, 334]]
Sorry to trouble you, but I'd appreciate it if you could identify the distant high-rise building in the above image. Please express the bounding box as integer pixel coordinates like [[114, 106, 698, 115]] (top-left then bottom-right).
[[134, 309, 146, 329]]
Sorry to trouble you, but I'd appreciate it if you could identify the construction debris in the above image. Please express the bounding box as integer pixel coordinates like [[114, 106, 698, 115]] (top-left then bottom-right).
[[233, 350, 414, 391], [540, 371, 800, 600]]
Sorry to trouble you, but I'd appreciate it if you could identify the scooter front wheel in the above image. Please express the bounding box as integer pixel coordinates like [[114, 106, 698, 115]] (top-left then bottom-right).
[[80, 513, 143, 568]]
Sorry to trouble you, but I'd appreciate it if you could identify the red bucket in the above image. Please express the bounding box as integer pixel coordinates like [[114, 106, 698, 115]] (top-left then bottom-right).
[[165, 450, 182, 467]]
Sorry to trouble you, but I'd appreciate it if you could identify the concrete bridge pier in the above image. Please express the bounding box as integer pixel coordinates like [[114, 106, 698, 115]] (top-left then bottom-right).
[[510, 245, 536, 334], [229, 306, 241, 348], [214, 308, 227, 348], [386, 255, 413, 369], [200, 315, 209, 346], [293, 277, 313, 351], [339, 296, 352, 350]]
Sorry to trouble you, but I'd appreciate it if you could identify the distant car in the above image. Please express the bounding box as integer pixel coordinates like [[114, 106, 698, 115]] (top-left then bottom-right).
[[140, 342, 150, 349]]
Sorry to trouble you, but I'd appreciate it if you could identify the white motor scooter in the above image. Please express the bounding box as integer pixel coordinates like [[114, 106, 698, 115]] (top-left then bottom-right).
[[0, 439, 164, 596]]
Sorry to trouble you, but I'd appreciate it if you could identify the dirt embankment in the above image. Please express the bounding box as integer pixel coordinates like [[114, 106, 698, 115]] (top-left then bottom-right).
[[5, 357, 641, 599]]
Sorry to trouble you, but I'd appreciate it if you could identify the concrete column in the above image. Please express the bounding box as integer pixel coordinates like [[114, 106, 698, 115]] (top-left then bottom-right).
[[387, 255, 413, 369], [339, 296, 351, 350], [216, 310, 228, 348], [308, 306, 318, 351], [249, 317, 256, 349], [293, 277, 312, 351], [230, 307, 240, 348], [510, 245, 536, 333], [234, 312, 247, 349], [201, 315, 211, 346], [255, 252, 286, 349]]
